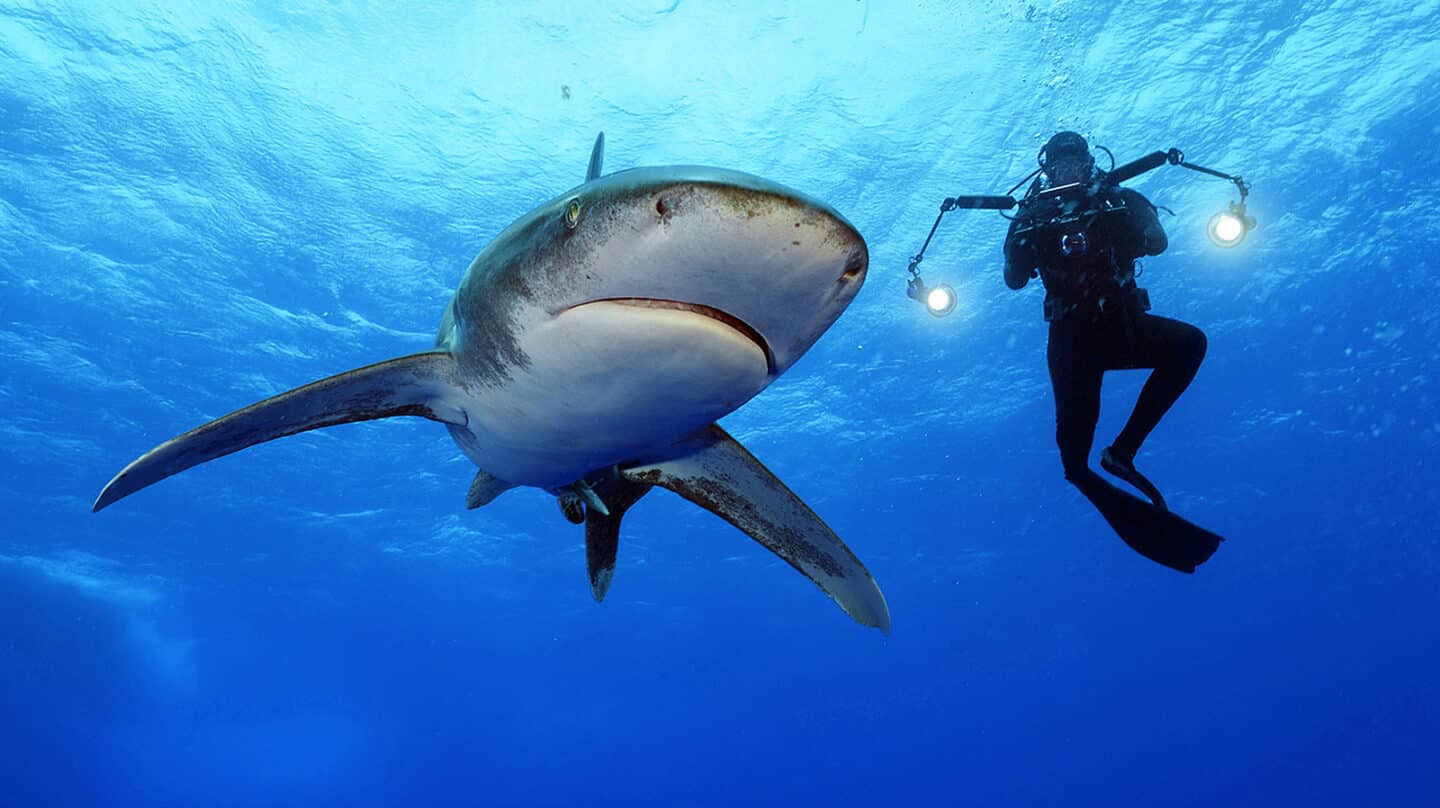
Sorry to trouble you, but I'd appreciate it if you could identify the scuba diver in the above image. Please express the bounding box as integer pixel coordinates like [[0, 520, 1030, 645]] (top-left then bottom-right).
[[1003, 131, 1208, 512]]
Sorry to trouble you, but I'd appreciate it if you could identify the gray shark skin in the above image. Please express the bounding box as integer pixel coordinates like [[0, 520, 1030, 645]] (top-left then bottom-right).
[[94, 134, 889, 632]]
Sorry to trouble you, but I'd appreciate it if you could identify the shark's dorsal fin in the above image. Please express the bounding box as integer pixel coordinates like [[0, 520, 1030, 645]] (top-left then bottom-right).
[[586, 131, 605, 182], [620, 425, 890, 632], [94, 352, 465, 512]]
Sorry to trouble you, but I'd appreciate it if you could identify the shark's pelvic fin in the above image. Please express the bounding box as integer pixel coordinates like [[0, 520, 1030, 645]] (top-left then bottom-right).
[[583, 475, 652, 602], [466, 469, 514, 510], [586, 131, 605, 182], [94, 351, 465, 512], [620, 425, 891, 633], [556, 491, 585, 524]]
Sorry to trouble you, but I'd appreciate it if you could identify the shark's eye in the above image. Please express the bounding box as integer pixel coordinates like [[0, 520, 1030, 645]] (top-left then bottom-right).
[[564, 198, 582, 229]]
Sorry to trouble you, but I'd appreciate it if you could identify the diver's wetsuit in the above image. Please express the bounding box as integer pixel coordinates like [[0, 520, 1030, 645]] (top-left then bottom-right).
[[1004, 183, 1207, 482]]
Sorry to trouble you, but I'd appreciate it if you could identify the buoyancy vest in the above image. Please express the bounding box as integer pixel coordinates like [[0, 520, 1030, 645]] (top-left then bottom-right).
[[1011, 187, 1149, 322]]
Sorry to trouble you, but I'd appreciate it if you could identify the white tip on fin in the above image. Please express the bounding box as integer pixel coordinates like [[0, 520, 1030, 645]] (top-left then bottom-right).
[[621, 425, 891, 633]]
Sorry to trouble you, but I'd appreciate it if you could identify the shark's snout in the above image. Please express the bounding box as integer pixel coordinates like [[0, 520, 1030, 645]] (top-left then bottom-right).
[[571, 171, 868, 376]]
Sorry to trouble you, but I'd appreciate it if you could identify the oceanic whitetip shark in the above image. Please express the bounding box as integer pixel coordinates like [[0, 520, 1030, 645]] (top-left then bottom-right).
[[94, 133, 889, 631]]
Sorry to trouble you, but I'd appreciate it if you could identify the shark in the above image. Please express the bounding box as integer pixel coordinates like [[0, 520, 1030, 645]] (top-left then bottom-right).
[[94, 133, 889, 632]]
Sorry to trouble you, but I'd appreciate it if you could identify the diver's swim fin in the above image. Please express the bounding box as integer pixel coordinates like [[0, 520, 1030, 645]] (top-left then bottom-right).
[[1072, 470, 1223, 573], [1101, 446, 1167, 511]]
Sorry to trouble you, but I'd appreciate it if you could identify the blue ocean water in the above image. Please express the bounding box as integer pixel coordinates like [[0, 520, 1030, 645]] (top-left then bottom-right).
[[3, 1, 1438, 805]]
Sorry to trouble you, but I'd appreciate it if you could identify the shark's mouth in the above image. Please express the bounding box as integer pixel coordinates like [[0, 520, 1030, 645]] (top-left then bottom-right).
[[563, 297, 776, 376]]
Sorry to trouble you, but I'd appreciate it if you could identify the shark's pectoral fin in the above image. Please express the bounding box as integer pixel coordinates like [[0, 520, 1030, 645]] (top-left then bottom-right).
[[466, 470, 514, 510], [620, 425, 890, 632], [583, 474, 651, 602], [95, 351, 465, 512]]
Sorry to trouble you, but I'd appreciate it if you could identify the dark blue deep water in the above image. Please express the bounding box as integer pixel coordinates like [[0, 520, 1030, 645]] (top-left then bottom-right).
[[3, 2, 1438, 806]]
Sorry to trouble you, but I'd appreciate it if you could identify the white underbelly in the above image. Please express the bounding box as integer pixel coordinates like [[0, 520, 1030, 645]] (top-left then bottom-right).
[[448, 302, 771, 487]]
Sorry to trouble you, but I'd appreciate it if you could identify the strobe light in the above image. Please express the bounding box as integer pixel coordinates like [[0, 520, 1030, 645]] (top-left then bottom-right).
[[1207, 201, 1256, 248], [907, 275, 957, 317], [926, 284, 957, 316]]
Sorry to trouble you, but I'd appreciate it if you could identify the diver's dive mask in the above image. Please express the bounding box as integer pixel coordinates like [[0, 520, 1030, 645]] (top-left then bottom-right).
[[1038, 131, 1098, 188]]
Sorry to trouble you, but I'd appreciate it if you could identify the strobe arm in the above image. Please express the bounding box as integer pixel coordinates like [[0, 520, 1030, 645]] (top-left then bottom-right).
[[944, 195, 1018, 210], [1110, 148, 1250, 202], [909, 194, 1019, 275], [1108, 150, 1177, 184]]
